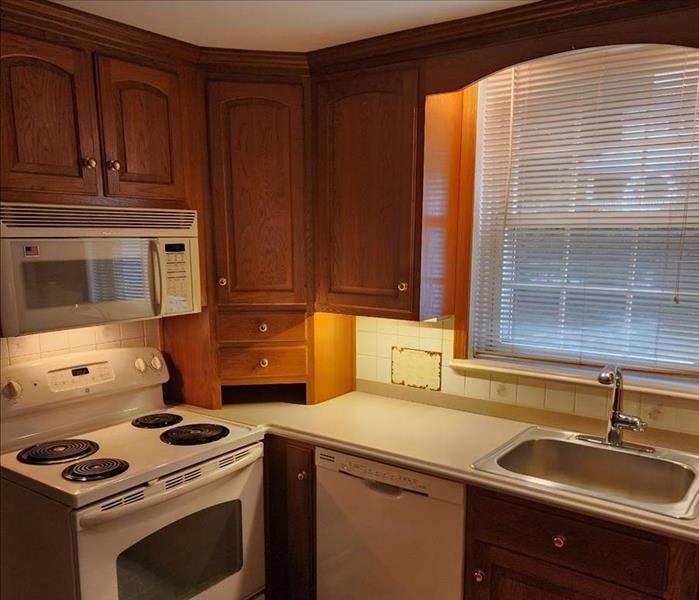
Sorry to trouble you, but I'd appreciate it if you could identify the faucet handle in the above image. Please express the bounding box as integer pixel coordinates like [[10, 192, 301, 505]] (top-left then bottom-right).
[[613, 413, 646, 432]]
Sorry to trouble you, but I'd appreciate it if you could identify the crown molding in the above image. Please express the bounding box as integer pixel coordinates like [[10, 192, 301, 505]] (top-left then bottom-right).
[[197, 47, 309, 77], [307, 0, 699, 74]]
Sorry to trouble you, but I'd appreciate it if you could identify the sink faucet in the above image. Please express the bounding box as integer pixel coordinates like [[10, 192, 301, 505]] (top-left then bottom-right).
[[597, 365, 646, 446]]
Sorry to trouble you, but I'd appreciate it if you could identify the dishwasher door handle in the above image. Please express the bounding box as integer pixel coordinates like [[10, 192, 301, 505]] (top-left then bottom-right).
[[362, 478, 403, 498]]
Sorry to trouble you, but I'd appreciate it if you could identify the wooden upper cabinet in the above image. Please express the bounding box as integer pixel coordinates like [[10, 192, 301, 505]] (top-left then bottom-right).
[[207, 81, 306, 307], [1, 32, 100, 195], [96, 56, 184, 201], [316, 68, 418, 318]]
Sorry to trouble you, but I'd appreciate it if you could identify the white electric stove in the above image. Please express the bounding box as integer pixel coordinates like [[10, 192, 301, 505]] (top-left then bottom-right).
[[0, 347, 265, 600]]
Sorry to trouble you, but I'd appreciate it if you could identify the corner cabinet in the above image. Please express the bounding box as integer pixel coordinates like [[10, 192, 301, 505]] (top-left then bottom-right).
[[1, 32, 100, 196], [315, 68, 420, 319], [207, 81, 306, 307]]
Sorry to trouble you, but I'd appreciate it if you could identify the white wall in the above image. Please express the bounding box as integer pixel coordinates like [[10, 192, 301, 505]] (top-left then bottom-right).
[[1, 320, 161, 367], [356, 316, 699, 436]]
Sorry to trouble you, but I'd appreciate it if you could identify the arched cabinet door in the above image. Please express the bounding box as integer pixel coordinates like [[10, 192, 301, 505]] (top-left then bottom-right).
[[207, 81, 306, 306], [1, 32, 100, 195], [97, 56, 184, 201], [315, 68, 419, 318]]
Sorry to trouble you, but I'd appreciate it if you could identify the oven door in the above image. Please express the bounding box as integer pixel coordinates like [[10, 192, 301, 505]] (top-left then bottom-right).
[[0, 237, 166, 336], [73, 444, 265, 600]]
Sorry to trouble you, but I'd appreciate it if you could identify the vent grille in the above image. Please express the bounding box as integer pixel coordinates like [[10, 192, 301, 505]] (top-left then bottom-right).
[[0, 203, 195, 230], [219, 448, 250, 468], [100, 490, 145, 512], [164, 467, 202, 490]]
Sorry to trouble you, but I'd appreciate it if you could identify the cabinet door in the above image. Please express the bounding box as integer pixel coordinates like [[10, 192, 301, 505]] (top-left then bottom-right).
[[97, 56, 183, 201], [265, 435, 315, 600], [468, 542, 653, 600], [208, 81, 306, 306], [316, 68, 418, 318], [1, 32, 100, 195]]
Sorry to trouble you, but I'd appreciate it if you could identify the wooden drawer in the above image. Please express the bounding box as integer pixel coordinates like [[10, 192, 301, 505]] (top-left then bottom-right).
[[468, 489, 669, 596], [217, 311, 307, 343], [219, 344, 307, 380]]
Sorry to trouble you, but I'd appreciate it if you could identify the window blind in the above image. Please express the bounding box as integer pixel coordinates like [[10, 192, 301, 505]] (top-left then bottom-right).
[[471, 44, 699, 374]]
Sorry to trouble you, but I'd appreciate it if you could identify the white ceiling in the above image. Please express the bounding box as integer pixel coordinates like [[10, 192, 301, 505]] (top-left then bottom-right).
[[53, 0, 537, 52]]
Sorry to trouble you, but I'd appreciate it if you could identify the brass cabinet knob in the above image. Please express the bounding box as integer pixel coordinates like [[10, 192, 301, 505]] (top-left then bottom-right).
[[553, 534, 567, 549], [106, 160, 122, 172], [218, 277, 227, 287], [473, 570, 485, 583], [297, 470, 307, 481], [397, 281, 409, 292], [82, 157, 97, 169], [259, 358, 269, 368], [258, 323, 268, 333]]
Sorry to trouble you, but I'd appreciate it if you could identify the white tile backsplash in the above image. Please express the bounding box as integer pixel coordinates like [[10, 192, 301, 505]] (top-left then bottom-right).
[[1, 320, 156, 365], [356, 317, 699, 435]]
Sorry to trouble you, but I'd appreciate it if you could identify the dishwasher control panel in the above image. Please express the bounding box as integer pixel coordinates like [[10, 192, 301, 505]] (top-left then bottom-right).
[[316, 447, 464, 504]]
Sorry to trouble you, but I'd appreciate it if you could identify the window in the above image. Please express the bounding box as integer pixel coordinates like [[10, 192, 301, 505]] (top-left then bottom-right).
[[470, 44, 699, 375]]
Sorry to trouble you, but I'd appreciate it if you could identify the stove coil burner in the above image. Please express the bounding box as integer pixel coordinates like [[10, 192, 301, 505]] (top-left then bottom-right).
[[131, 413, 183, 429], [17, 440, 99, 465], [160, 424, 230, 446], [62, 458, 129, 482]]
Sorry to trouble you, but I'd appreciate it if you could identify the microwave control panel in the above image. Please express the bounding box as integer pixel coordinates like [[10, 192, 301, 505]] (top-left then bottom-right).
[[163, 241, 193, 313]]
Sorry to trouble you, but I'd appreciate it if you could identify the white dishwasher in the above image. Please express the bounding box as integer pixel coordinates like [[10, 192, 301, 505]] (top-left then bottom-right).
[[316, 448, 465, 600]]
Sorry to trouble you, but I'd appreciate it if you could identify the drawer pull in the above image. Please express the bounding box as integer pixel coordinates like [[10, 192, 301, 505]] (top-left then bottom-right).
[[258, 358, 269, 368], [258, 323, 268, 333], [473, 570, 485, 583], [297, 470, 308, 481], [553, 534, 568, 549]]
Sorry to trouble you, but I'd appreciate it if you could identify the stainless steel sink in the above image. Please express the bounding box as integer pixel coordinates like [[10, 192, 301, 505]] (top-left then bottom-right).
[[473, 427, 699, 519]]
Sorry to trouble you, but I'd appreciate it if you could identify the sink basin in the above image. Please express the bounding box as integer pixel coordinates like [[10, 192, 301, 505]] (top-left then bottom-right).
[[473, 427, 699, 519]]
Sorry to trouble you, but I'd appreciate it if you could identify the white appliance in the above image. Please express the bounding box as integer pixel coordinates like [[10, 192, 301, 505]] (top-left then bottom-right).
[[315, 448, 465, 600], [0, 202, 201, 337], [0, 348, 264, 600]]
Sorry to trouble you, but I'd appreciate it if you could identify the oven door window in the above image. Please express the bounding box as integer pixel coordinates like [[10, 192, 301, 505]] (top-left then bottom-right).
[[116, 500, 243, 600]]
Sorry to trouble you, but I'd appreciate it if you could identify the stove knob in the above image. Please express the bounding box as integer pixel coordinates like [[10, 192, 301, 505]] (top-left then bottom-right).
[[2, 380, 22, 401], [149, 354, 163, 371], [134, 357, 147, 374]]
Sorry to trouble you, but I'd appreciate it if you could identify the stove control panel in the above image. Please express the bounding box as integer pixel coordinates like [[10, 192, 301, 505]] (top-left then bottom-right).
[[48, 362, 115, 392]]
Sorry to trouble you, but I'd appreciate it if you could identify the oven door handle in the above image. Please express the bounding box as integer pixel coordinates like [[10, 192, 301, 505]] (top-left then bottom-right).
[[76, 444, 263, 530]]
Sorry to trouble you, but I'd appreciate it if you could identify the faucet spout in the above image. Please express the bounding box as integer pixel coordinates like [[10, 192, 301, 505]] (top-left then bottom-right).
[[597, 365, 647, 447]]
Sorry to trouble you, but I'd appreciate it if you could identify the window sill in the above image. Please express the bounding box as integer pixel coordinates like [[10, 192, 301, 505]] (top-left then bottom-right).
[[448, 358, 699, 400]]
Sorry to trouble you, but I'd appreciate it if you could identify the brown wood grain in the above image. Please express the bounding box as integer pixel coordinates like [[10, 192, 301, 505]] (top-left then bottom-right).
[[1, 31, 100, 195], [217, 310, 307, 344], [219, 344, 307, 381], [453, 84, 478, 359], [307, 312, 355, 404], [468, 488, 671, 597], [315, 67, 418, 318], [207, 80, 306, 306], [264, 435, 316, 600], [97, 56, 184, 201]]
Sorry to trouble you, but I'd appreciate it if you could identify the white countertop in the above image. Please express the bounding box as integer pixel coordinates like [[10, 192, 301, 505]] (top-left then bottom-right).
[[187, 391, 699, 544]]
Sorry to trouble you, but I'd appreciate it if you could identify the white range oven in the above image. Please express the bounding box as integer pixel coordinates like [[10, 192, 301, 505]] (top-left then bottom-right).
[[0, 348, 265, 600]]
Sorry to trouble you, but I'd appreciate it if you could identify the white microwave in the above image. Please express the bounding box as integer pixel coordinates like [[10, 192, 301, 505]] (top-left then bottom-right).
[[0, 203, 201, 337]]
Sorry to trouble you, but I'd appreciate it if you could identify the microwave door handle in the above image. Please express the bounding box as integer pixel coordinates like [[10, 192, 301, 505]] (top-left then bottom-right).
[[76, 444, 263, 530], [150, 241, 166, 317]]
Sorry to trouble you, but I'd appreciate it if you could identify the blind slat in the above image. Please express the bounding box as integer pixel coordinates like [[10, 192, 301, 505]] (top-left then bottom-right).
[[471, 44, 699, 374]]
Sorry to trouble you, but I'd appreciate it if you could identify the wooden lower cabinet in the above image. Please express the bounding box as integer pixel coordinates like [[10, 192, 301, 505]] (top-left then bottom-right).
[[265, 435, 316, 600], [465, 487, 699, 600]]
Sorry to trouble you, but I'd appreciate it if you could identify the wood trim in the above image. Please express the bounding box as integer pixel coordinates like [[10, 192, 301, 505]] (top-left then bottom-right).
[[453, 85, 478, 359], [307, 0, 699, 74], [197, 47, 309, 76]]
